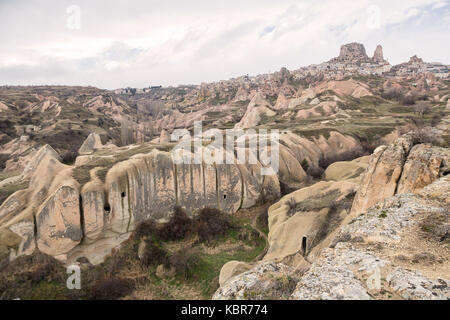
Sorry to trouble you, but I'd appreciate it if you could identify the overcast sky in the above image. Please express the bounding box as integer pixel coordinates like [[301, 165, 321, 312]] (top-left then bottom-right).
[[0, 0, 449, 89]]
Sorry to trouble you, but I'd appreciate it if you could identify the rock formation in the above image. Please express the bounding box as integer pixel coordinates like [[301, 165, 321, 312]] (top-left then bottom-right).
[[234, 93, 276, 129], [372, 45, 385, 63], [214, 136, 450, 300], [78, 133, 103, 155]]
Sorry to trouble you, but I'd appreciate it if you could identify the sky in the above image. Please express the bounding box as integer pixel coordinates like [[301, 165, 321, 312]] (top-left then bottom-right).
[[0, 0, 449, 89]]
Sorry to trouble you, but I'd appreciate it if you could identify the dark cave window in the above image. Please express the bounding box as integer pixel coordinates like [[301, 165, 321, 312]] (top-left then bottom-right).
[[223, 194, 227, 200], [302, 236, 308, 255], [121, 192, 126, 198]]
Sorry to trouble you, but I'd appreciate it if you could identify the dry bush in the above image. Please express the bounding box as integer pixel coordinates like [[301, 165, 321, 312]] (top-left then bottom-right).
[[89, 278, 134, 300], [194, 208, 232, 243], [285, 198, 297, 216], [139, 237, 169, 268], [414, 101, 432, 117], [61, 149, 78, 165], [256, 205, 269, 233], [131, 219, 158, 241], [318, 148, 368, 170], [159, 206, 192, 241], [306, 166, 324, 179], [168, 246, 201, 280], [410, 126, 444, 146]]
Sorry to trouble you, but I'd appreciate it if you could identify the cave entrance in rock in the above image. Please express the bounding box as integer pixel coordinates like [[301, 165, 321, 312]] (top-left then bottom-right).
[[223, 194, 227, 200], [302, 236, 307, 256]]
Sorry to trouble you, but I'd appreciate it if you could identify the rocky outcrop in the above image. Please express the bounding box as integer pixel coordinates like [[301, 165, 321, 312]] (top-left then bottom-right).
[[78, 133, 103, 155], [0, 129, 366, 265], [372, 45, 385, 63], [324, 156, 369, 181], [351, 135, 450, 216], [234, 93, 276, 129], [265, 179, 357, 263], [214, 175, 450, 300], [214, 137, 450, 300]]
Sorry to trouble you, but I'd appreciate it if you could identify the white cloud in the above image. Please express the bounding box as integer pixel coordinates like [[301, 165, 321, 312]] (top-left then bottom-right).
[[0, 0, 448, 89]]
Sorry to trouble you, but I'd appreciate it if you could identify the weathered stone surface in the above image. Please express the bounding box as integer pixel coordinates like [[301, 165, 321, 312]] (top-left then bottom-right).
[[219, 261, 252, 286], [324, 158, 369, 181], [215, 176, 450, 300], [213, 261, 295, 300], [372, 45, 385, 63], [266, 180, 357, 262], [350, 135, 414, 216], [81, 181, 106, 241], [291, 247, 375, 300], [387, 267, 449, 300], [397, 144, 450, 194], [36, 184, 82, 257]]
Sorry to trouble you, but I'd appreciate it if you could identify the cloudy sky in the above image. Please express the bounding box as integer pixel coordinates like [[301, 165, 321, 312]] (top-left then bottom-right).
[[0, 0, 449, 89]]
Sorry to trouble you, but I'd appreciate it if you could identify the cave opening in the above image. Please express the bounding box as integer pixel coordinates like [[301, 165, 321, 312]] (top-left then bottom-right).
[[302, 236, 308, 256]]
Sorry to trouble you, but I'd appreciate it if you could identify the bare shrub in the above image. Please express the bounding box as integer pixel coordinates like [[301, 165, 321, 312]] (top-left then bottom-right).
[[89, 278, 133, 300], [306, 166, 324, 179], [61, 148, 78, 165], [131, 219, 158, 241], [381, 88, 403, 101], [168, 246, 201, 280], [194, 208, 232, 243], [139, 237, 169, 268], [410, 126, 443, 146], [414, 101, 432, 118], [285, 198, 297, 216], [159, 206, 192, 241]]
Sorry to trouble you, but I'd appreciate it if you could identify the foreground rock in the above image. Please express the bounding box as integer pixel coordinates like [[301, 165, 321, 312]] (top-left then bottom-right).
[[214, 136, 450, 300], [214, 177, 450, 300]]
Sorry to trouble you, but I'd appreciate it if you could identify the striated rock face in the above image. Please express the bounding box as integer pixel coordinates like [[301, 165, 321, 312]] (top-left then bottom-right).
[[265, 179, 357, 263], [219, 261, 252, 287], [36, 183, 82, 257], [0, 129, 367, 264]]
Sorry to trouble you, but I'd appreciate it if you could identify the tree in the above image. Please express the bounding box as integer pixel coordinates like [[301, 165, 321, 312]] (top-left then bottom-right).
[[414, 101, 431, 118]]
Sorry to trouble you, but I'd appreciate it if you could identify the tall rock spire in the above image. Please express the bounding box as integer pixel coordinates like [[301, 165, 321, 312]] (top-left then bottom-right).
[[372, 45, 385, 63]]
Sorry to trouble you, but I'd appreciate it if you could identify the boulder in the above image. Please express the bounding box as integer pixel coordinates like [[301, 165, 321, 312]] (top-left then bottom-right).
[[219, 261, 252, 286]]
